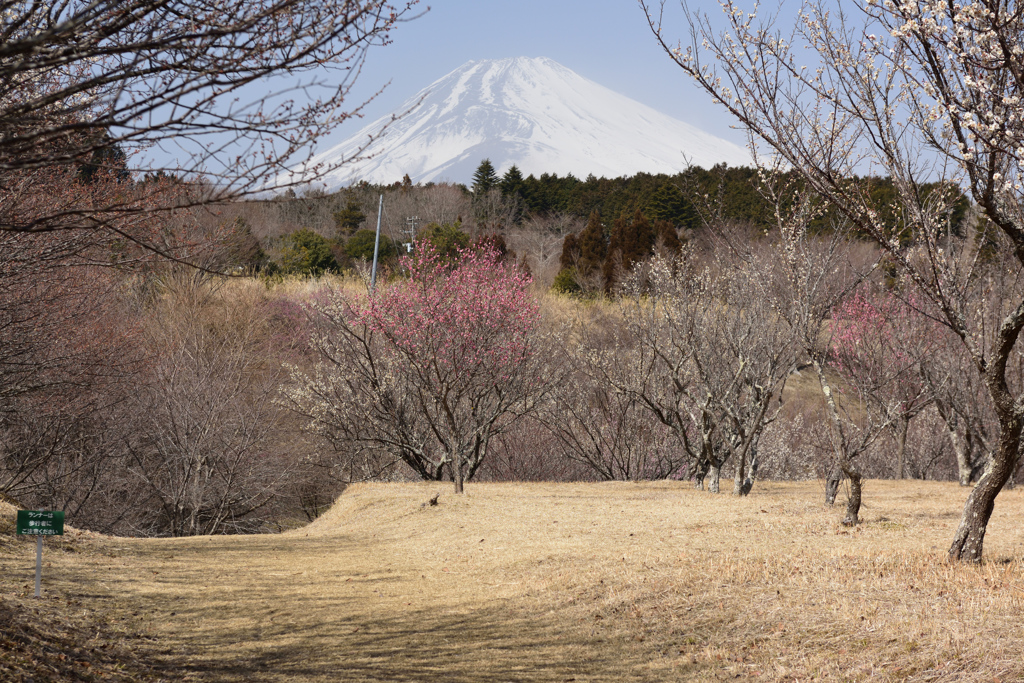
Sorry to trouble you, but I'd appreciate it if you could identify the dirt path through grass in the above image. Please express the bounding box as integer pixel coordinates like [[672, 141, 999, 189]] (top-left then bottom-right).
[[6, 481, 1024, 681]]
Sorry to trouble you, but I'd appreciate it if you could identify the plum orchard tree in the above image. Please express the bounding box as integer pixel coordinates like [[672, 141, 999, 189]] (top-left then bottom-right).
[[910, 242, 1024, 486], [541, 308, 686, 481], [824, 287, 936, 525], [1, 0, 418, 245], [593, 248, 797, 494], [542, 373, 682, 481], [832, 288, 938, 479], [286, 246, 549, 494], [923, 297, 999, 486], [759, 164, 944, 522], [643, 0, 1024, 562]]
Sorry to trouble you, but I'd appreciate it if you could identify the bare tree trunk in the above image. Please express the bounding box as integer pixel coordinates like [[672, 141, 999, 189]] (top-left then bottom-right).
[[952, 432, 974, 487], [732, 447, 746, 495], [895, 416, 909, 480], [693, 458, 709, 490], [841, 469, 862, 526], [934, 399, 980, 486], [738, 446, 759, 497], [708, 463, 721, 493], [813, 358, 847, 509], [948, 419, 1022, 562], [825, 471, 841, 506], [453, 453, 465, 494]]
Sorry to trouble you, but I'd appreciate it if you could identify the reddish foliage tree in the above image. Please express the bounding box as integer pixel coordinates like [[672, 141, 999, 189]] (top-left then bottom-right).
[[831, 288, 937, 444], [603, 208, 655, 291]]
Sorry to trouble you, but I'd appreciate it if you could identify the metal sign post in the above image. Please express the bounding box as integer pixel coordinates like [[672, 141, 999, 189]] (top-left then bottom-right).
[[35, 536, 42, 597], [16, 510, 65, 597]]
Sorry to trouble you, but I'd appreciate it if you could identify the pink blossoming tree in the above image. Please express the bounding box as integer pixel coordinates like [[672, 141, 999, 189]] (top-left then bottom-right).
[[287, 246, 547, 493], [825, 287, 936, 524]]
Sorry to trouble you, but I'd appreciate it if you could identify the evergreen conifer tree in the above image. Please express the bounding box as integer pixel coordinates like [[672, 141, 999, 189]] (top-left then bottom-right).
[[500, 165, 525, 199], [551, 210, 606, 295], [623, 208, 655, 266], [552, 233, 583, 294], [472, 159, 498, 196], [576, 210, 607, 276], [653, 219, 684, 255], [332, 198, 366, 235], [603, 209, 655, 291], [602, 214, 627, 291], [559, 233, 581, 269], [648, 183, 698, 230]]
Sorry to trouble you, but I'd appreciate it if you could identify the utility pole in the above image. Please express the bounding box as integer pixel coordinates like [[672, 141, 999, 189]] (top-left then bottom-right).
[[405, 216, 419, 253], [370, 194, 383, 293]]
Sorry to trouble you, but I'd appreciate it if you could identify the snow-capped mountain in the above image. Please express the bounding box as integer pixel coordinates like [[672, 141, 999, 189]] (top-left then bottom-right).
[[281, 57, 752, 189]]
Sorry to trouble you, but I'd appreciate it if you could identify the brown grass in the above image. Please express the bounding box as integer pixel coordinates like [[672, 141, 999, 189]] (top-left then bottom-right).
[[4, 481, 1024, 681]]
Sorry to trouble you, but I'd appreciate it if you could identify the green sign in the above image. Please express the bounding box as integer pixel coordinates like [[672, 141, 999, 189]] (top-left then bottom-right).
[[16, 510, 64, 536]]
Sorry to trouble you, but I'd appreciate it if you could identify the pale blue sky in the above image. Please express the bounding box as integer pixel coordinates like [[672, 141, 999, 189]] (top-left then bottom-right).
[[140, 2, 795, 180], [311, 1, 749, 155]]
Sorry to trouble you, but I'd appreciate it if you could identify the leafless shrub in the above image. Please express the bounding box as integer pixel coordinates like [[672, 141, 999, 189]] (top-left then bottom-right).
[[120, 283, 291, 536], [540, 362, 687, 482], [475, 417, 597, 483]]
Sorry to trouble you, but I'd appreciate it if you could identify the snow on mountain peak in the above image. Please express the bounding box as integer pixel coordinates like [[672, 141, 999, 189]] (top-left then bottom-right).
[[281, 57, 752, 189]]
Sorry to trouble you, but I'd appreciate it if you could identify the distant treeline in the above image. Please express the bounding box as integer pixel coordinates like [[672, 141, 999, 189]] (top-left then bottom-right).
[[316, 162, 970, 237], [218, 162, 970, 284]]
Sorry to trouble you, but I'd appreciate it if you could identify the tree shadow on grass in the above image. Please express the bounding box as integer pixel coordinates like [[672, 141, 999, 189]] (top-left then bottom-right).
[[163, 601, 631, 682], [45, 535, 663, 682]]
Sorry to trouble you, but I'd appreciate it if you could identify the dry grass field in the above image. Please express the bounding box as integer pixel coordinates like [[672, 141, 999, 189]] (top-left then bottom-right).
[[4, 480, 1024, 682]]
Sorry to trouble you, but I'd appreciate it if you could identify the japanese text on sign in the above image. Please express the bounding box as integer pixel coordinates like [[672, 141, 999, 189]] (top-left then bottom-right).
[[16, 510, 65, 536]]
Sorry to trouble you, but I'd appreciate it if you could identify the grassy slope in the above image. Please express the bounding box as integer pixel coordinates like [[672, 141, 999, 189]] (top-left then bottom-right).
[[3, 482, 1024, 682], [0, 499, 167, 682]]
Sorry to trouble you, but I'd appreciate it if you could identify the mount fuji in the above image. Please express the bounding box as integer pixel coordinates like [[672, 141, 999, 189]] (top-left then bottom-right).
[[282, 57, 752, 189]]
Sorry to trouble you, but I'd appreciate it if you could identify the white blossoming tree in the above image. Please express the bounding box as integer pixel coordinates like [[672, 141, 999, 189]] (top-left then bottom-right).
[[642, 0, 1024, 561]]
